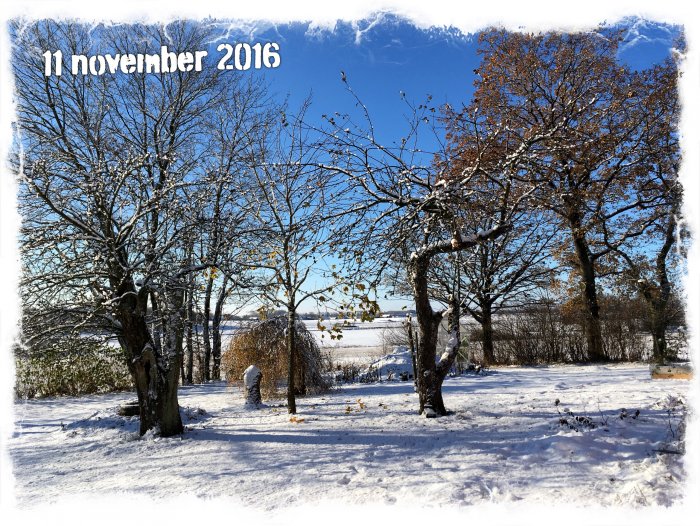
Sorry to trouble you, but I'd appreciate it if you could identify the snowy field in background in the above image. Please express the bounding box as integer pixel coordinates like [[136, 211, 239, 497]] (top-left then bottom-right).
[[221, 316, 471, 364], [10, 364, 688, 510], [219, 317, 414, 364], [302, 317, 417, 364]]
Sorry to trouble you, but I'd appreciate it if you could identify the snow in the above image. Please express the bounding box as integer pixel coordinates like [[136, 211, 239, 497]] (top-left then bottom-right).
[[9, 364, 690, 514], [222, 317, 404, 353], [361, 345, 414, 379], [303, 317, 407, 364], [441, 330, 459, 362], [243, 365, 261, 387], [477, 227, 495, 237]]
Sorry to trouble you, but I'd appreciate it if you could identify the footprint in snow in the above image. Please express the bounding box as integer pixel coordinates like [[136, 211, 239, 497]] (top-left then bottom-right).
[[451, 487, 466, 501]]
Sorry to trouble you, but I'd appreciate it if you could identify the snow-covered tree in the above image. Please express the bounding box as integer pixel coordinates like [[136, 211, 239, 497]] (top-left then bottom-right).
[[15, 21, 227, 435], [317, 80, 556, 416]]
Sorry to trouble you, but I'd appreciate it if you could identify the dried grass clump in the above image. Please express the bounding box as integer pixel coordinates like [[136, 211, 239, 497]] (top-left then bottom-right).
[[222, 316, 331, 398]]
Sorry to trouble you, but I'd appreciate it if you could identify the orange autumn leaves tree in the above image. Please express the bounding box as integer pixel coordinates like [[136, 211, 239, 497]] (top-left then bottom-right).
[[442, 29, 681, 362]]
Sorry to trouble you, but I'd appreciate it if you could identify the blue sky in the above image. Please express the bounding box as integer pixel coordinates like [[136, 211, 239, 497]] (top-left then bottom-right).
[[234, 17, 681, 149], [224, 18, 680, 312], [260, 19, 478, 144], [208, 17, 682, 313]]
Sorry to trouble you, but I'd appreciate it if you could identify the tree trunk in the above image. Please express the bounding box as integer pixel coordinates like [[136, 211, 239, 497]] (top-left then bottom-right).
[[648, 212, 675, 363], [202, 273, 214, 381], [155, 363, 183, 437], [120, 318, 158, 435], [174, 302, 185, 387], [408, 225, 510, 416], [405, 315, 418, 384], [481, 301, 495, 365], [569, 223, 605, 362], [286, 309, 297, 414], [433, 294, 463, 415], [185, 287, 194, 385], [116, 281, 183, 437], [411, 255, 444, 417], [156, 288, 185, 436], [640, 272, 672, 365], [297, 356, 307, 395], [649, 306, 668, 363], [149, 291, 163, 356], [211, 275, 229, 381], [647, 288, 672, 365]]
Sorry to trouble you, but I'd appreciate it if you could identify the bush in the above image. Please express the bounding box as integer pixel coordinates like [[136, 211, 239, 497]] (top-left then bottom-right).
[[15, 337, 132, 399], [221, 316, 331, 398], [334, 362, 364, 383], [463, 298, 652, 366], [380, 325, 409, 355]]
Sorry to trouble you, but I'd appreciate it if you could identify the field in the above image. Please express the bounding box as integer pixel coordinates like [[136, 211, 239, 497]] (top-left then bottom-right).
[[9, 364, 689, 515], [222, 316, 458, 365]]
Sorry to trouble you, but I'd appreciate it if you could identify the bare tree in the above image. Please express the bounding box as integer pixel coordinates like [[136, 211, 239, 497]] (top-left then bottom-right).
[[434, 208, 559, 365], [241, 101, 357, 414], [196, 76, 272, 381], [317, 77, 562, 416], [14, 21, 225, 436]]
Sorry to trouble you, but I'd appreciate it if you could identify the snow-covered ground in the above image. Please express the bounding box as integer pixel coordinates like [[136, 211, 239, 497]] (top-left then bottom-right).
[[9, 364, 690, 514]]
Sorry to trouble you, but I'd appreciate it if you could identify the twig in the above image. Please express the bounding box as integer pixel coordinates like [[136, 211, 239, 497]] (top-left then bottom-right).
[[636, 485, 649, 505], [653, 448, 682, 455]]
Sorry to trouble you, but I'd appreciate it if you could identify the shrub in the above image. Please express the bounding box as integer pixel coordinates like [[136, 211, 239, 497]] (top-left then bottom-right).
[[334, 362, 364, 383], [221, 316, 331, 398], [14, 337, 132, 399], [463, 298, 651, 366], [380, 325, 409, 355]]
